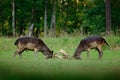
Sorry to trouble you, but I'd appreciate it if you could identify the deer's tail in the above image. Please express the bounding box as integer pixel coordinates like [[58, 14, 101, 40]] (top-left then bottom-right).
[[104, 39, 109, 46]]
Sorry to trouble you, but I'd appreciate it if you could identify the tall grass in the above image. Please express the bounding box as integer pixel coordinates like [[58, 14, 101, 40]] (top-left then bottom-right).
[[0, 36, 120, 80]]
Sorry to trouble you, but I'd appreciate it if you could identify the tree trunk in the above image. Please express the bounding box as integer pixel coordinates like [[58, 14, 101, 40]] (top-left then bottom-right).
[[0, 5, 4, 36], [12, 0, 16, 37], [105, 0, 112, 35], [27, 23, 34, 37], [50, 0, 56, 36], [64, 0, 69, 32], [28, 0, 36, 37], [44, 0, 47, 37]]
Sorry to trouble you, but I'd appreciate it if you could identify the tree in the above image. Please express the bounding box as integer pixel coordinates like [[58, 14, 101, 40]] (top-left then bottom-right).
[[44, 0, 47, 37], [12, 0, 16, 37], [105, 0, 112, 35], [0, 0, 4, 36], [50, 0, 56, 36]]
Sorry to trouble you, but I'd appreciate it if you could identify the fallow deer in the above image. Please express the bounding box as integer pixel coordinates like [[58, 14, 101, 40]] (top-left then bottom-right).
[[14, 37, 53, 59], [73, 36, 109, 60]]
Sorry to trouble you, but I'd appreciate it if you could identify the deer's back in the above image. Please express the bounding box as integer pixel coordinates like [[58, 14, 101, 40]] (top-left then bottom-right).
[[80, 36, 106, 49], [15, 37, 45, 49]]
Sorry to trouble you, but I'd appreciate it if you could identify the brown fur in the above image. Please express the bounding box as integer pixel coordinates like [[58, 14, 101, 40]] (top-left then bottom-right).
[[73, 36, 109, 60], [14, 37, 53, 59]]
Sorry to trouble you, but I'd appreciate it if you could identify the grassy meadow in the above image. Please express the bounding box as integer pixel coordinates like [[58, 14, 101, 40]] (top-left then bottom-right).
[[0, 36, 120, 80]]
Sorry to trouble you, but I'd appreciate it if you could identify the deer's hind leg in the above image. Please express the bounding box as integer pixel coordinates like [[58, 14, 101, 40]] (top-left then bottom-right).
[[96, 46, 103, 59]]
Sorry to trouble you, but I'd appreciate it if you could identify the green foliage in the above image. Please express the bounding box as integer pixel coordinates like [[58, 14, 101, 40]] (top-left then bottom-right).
[[0, 0, 120, 36], [111, 0, 120, 34], [84, 0, 105, 34]]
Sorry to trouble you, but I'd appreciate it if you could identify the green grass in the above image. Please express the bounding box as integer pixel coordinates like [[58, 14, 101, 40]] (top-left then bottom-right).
[[0, 36, 120, 80]]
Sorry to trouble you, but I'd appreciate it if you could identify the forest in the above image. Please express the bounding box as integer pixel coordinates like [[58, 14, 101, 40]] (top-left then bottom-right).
[[0, 0, 120, 37], [1, 0, 120, 80]]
